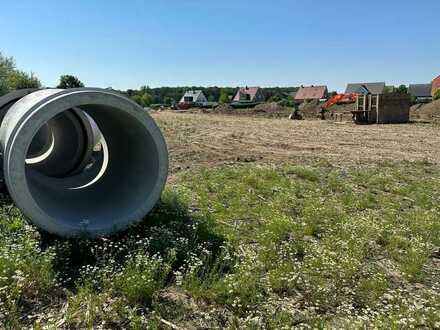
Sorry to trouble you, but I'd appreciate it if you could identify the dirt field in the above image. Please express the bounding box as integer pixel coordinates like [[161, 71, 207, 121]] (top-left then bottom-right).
[[153, 112, 440, 179], [411, 99, 440, 121]]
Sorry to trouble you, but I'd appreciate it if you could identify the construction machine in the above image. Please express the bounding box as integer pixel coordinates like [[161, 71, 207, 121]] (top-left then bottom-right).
[[318, 93, 357, 119]]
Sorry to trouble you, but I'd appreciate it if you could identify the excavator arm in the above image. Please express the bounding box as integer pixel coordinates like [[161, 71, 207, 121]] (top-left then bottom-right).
[[321, 93, 357, 111]]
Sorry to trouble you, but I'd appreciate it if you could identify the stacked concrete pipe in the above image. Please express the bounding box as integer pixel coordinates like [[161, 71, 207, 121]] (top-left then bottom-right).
[[0, 88, 168, 238]]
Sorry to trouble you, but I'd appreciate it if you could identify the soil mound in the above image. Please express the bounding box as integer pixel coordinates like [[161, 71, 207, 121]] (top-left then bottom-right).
[[299, 100, 321, 119], [411, 100, 440, 121], [254, 102, 285, 113], [213, 104, 234, 112], [330, 103, 355, 113], [328, 103, 356, 121], [212, 102, 290, 118]]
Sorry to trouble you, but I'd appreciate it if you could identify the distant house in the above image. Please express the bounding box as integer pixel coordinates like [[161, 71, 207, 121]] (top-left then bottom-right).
[[408, 84, 432, 103], [179, 90, 208, 104], [178, 90, 208, 108], [294, 85, 328, 102], [432, 75, 440, 97], [232, 87, 265, 103], [345, 82, 385, 95]]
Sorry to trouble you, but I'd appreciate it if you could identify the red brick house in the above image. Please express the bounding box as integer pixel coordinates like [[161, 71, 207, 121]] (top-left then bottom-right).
[[294, 85, 328, 102], [432, 75, 440, 97]]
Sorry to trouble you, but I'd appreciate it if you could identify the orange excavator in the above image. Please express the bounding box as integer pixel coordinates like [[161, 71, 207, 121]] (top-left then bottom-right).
[[319, 93, 357, 119]]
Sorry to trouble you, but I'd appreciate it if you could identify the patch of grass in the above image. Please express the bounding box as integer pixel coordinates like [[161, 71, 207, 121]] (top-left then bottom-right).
[[0, 161, 440, 328], [287, 165, 321, 182], [353, 270, 389, 308], [111, 253, 171, 306]]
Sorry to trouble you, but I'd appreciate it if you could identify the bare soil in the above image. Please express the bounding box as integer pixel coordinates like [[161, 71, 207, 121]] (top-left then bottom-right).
[[153, 112, 440, 180], [411, 99, 440, 121], [210, 102, 291, 118]]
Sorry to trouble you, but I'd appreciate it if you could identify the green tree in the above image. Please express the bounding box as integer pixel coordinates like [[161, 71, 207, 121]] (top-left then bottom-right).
[[396, 84, 408, 94], [269, 95, 281, 102], [57, 75, 85, 89], [383, 86, 395, 94], [140, 93, 154, 107], [131, 95, 143, 105], [434, 89, 440, 101], [0, 52, 41, 96], [219, 90, 230, 104], [7, 70, 40, 90], [0, 52, 15, 95], [163, 96, 174, 106]]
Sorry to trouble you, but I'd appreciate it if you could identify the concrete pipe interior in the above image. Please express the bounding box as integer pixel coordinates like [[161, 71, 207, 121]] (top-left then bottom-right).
[[0, 89, 95, 179], [2, 89, 168, 238], [25, 109, 94, 177]]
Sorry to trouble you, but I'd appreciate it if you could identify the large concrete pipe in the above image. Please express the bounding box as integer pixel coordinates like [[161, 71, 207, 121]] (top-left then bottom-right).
[[0, 88, 168, 238], [0, 89, 96, 178]]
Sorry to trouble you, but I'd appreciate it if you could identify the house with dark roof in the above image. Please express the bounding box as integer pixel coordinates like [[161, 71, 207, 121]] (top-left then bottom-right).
[[432, 75, 440, 97], [345, 82, 385, 95], [232, 87, 265, 104], [294, 85, 328, 102], [409, 84, 432, 103]]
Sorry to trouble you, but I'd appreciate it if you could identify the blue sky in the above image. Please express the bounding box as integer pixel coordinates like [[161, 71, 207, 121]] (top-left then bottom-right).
[[1, 0, 439, 92]]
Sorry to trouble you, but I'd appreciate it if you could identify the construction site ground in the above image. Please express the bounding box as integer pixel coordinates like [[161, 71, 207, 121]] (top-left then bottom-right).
[[153, 111, 440, 181], [3, 109, 440, 329]]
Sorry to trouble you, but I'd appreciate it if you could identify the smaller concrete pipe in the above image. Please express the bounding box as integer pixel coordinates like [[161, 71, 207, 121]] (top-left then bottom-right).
[[0, 89, 38, 120], [0, 88, 168, 238], [0, 89, 95, 178], [25, 108, 95, 178]]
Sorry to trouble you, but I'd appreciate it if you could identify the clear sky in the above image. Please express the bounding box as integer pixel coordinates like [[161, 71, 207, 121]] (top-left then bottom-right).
[[1, 0, 439, 92]]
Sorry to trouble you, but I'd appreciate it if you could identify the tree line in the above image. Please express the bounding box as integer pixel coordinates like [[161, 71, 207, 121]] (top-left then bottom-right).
[[124, 86, 299, 107], [0, 53, 298, 106], [3, 51, 434, 106], [0, 52, 41, 96], [0, 52, 86, 97]]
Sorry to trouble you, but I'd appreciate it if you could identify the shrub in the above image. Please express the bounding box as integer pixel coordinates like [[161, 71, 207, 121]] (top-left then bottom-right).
[[434, 89, 440, 100]]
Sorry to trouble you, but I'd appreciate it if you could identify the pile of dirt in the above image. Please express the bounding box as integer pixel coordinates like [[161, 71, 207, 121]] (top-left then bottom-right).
[[213, 104, 234, 112], [330, 103, 355, 113], [254, 102, 285, 113], [410, 100, 440, 121], [299, 100, 321, 119], [297, 101, 355, 121], [252, 102, 291, 118], [328, 103, 356, 121], [211, 102, 291, 118]]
